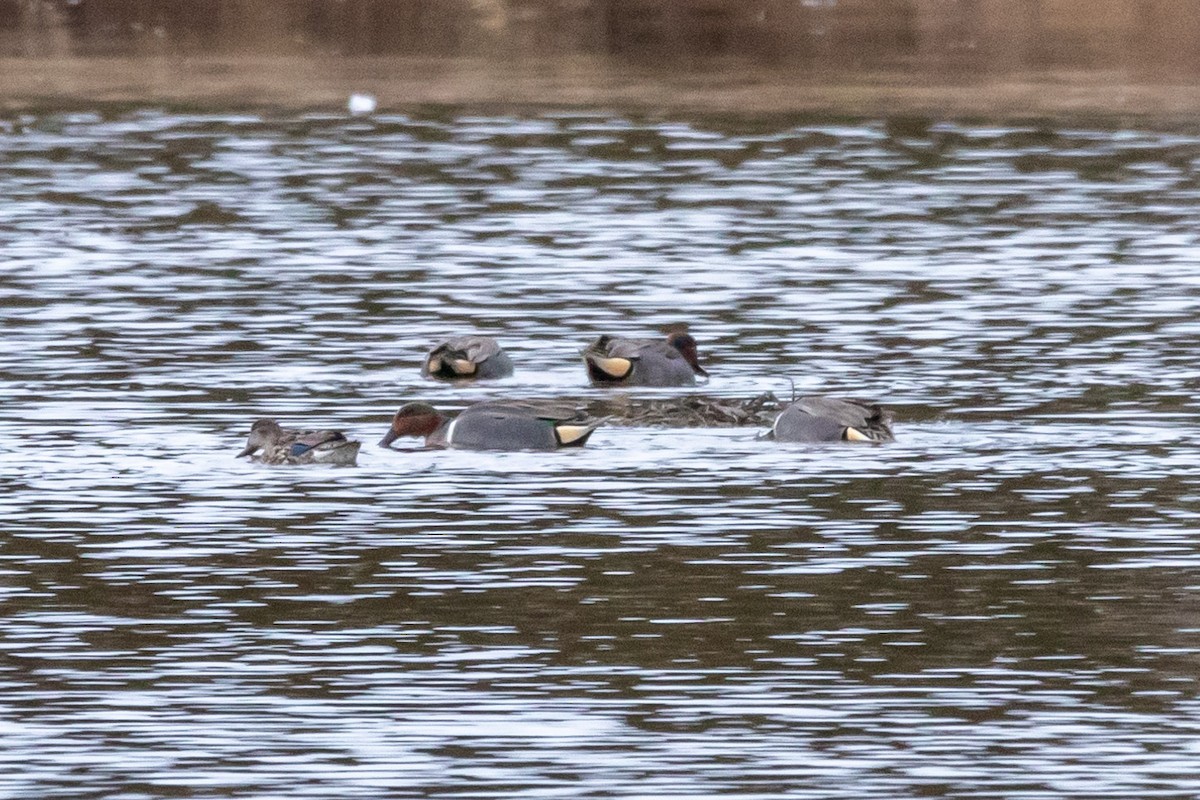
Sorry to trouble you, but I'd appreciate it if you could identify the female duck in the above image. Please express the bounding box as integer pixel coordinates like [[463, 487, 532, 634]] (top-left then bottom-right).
[[237, 419, 362, 465], [422, 335, 513, 380], [768, 397, 894, 443], [379, 401, 603, 451], [582, 327, 708, 387]]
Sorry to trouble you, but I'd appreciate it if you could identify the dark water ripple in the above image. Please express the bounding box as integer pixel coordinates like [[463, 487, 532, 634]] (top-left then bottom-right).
[[2, 110, 1200, 797]]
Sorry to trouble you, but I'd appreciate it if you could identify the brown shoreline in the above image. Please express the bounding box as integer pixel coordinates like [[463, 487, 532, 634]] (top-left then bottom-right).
[[5, 55, 1200, 124]]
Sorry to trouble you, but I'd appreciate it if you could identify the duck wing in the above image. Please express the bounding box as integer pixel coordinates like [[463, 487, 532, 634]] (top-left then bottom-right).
[[433, 335, 502, 363], [583, 335, 658, 360], [468, 399, 590, 424], [637, 339, 688, 362], [288, 429, 348, 457]]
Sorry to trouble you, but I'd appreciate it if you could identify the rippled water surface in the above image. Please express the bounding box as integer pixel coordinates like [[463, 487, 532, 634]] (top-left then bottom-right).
[[3, 110, 1200, 797]]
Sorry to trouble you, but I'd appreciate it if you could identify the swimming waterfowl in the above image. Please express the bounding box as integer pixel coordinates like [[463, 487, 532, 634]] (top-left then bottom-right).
[[768, 397, 894, 443], [237, 419, 362, 465], [582, 326, 708, 387], [422, 335, 513, 380], [379, 400, 604, 451]]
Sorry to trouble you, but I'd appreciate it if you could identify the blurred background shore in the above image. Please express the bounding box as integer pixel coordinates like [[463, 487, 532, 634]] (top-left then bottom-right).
[[4, 0, 1200, 118]]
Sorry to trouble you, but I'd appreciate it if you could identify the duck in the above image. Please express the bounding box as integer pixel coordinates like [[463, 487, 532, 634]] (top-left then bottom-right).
[[237, 419, 362, 465], [768, 397, 894, 443], [582, 325, 708, 387], [422, 335, 513, 380], [379, 400, 604, 451]]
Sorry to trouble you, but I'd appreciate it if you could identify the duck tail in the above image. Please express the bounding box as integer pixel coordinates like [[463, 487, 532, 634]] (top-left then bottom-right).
[[554, 417, 608, 447]]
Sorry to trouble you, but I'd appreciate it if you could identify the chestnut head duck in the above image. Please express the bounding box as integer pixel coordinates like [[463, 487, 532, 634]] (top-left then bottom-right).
[[379, 400, 604, 451], [582, 325, 708, 387]]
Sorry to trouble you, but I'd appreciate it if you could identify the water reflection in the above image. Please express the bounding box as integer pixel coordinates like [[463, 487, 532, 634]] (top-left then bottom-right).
[[2, 111, 1200, 796]]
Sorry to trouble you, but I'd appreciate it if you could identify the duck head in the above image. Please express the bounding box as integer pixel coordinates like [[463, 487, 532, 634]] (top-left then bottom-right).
[[667, 331, 709, 378], [379, 402, 443, 447], [237, 418, 282, 458]]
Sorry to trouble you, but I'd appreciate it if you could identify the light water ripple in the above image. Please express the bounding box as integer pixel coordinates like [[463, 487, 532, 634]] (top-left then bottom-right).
[[1, 111, 1199, 797]]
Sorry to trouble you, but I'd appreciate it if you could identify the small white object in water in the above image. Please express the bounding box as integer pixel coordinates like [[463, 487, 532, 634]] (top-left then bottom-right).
[[348, 93, 377, 115]]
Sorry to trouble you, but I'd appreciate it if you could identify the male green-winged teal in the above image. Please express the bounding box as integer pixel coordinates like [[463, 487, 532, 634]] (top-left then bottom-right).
[[237, 419, 362, 465], [768, 397, 894, 443], [379, 400, 604, 451], [582, 326, 708, 387], [422, 335, 513, 380]]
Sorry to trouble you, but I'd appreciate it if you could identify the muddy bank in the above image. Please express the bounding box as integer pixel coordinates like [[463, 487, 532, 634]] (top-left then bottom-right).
[[6, 54, 1200, 122], [5, 0, 1200, 120]]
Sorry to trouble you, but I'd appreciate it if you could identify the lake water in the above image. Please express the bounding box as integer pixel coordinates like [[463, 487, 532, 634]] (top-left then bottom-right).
[[3, 109, 1200, 797]]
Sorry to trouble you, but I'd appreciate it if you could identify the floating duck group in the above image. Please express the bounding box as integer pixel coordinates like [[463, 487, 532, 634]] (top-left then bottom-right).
[[238, 328, 894, 465]]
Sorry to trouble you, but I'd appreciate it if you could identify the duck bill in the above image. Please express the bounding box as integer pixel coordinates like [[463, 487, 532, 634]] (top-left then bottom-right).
[[693, 364, 710, 378], [378, 428, 400, 448], [236, 445, 257, 458]]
